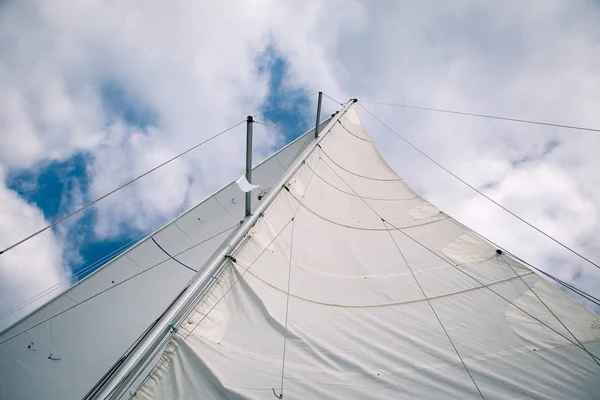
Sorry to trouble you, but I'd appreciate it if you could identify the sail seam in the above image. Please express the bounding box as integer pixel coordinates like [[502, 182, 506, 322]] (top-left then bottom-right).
[[287, 188, 450, 231], [318, 145, 403, 182], [241, 265, 534, 309], [305, 161, 419, 201], [337, 120, 372, 142]]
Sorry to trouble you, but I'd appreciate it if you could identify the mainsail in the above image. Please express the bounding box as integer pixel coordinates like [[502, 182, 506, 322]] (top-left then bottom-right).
[[2, 99, 600, 399]]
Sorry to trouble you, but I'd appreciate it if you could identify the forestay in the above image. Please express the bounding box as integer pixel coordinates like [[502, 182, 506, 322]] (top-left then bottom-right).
[[0, 119, 330, 400], [137, 105, 600, 399]]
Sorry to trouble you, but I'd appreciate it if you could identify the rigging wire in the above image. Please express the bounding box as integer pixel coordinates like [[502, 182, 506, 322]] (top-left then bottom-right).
[[360, 100, 600, 134], [0, 224, 238, 345], [253, 92, 318, 118], [357, 103, 600, 272], [0, 120, 246, 257], [254, 120, 307, 138], [322, 92, 343, 106]]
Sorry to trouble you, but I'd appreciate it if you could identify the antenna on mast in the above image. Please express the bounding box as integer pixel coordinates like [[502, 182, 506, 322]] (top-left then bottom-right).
[[314, 92, 323, 138]]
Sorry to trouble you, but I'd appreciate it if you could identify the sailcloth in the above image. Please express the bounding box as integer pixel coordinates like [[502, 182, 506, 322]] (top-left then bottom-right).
[[0, 119, 330, 400], [135, 104, 600, 399]]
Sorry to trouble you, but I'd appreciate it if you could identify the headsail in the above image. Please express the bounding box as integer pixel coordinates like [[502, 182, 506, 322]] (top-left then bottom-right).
[[0, 118, 331, 400], [134, 104, 600, 399]]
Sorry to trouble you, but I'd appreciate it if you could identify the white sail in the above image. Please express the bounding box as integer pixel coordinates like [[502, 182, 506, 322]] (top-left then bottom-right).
[[0, 119, 330, 400], [134, 104, 600, 399]]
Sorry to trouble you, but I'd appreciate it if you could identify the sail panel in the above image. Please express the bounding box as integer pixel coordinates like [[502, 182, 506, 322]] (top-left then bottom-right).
[[0, 120, 331, 400], [137, 104, 600, 399]]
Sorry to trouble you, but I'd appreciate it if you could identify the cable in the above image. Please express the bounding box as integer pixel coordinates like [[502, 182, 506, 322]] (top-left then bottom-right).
[[254, 120, 307, 138], [0, 224, 238, 345], [360, 100, 600, 134], [358, 103, 600, 272], [0, 121, 246, 256], [253, 92, 318, 118], [322, 93, 343, 106]]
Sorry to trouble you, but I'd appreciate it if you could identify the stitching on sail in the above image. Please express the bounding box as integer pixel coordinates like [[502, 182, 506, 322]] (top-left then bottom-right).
[[318, 145, 403, 182], [286, 189, 449, 231], [305, 162, 419, 202], [240, 264, 535, 309], [337, 120, 372, 142]]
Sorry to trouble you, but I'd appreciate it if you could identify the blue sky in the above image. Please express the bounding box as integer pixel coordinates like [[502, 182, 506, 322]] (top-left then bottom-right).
[[4, 47, 328, 286]]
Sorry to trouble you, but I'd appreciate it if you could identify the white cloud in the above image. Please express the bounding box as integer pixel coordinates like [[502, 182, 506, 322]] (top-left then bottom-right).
[[1, 0, 600, 326], [0, 168, 70, 330]]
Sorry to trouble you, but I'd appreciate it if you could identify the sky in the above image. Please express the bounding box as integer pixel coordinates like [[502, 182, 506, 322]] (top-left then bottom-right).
[[1, 0, 600, 330]]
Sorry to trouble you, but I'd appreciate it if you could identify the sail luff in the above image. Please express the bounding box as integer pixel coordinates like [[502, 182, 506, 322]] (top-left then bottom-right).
[[90, 100, 356, 400]]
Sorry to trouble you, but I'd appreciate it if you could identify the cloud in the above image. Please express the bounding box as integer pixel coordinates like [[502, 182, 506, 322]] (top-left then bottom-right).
[[0, 168, 70, 330], [1, 0, 600, 326]]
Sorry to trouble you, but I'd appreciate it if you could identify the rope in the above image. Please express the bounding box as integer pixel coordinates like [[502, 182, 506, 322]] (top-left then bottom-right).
[[358, 103, 600, 272], [360, 100, 600, 134], [498, 254, 600, 367], [0, 120, 246, 256], [0, 224, 238, 345]]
